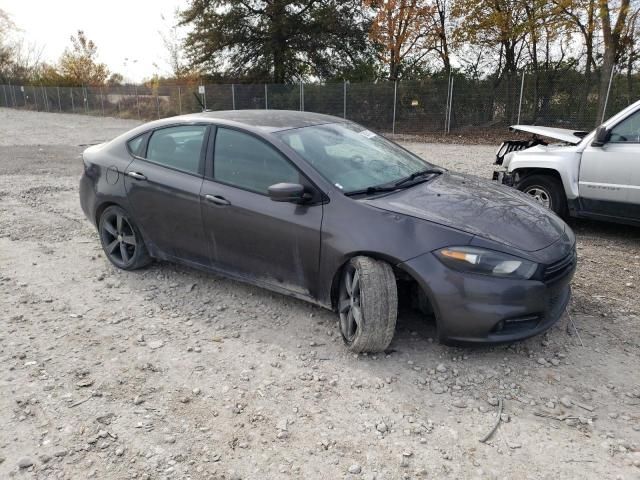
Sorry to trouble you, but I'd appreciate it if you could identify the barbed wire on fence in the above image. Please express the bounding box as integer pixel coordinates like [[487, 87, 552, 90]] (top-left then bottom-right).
[[1, 72, 637, 135]]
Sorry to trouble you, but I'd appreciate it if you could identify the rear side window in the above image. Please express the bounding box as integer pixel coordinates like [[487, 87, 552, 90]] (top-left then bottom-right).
[[145, 125, 207, 174], [127, 135, 145, 156], [213, 128, 300, 194]]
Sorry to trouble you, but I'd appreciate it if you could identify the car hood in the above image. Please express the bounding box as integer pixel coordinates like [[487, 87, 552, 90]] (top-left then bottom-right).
[[510, 125, 587, 144], [363, 172, 566, 252]]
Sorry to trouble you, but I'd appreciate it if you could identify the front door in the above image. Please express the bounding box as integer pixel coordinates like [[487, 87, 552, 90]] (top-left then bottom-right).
[[200, 127, 323, 298], [124, 124, 211, 265], [579, 109, 640, 219]]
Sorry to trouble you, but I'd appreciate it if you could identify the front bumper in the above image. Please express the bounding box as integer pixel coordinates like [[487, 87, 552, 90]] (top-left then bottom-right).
[[492, 168, 515, 187], [399, 251, 575, 344]]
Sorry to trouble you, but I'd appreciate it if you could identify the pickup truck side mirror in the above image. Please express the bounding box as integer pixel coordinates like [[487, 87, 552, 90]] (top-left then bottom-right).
[[592, 126, 610, 147]]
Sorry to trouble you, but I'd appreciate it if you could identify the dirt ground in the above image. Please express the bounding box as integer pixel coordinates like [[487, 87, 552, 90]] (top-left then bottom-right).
[[1, 108, 639, 480]]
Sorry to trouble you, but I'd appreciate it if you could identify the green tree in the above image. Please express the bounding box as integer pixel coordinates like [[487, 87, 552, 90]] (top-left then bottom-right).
[[179, 0, 373, 83], [58, 30, 109, 86]]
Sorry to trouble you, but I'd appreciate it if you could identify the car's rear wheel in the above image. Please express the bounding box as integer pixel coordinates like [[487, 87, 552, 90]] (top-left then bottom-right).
[[338, 256, 397, 353], [98, 205, 151, 270], [517, 174, 568, 218]]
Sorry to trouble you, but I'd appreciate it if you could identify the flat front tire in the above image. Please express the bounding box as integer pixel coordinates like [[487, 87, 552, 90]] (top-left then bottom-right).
[[98, 205, 151, 270], [338, 256, 398, 353]]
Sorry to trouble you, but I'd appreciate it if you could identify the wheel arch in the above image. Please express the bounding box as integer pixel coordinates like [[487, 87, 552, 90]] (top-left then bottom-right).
[[94, 200, 125, 226], [328, 251, 437, 324], [512, 167, 563, 188]]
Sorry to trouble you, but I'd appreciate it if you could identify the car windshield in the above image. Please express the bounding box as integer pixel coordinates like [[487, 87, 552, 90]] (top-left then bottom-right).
[[275, 123, 434, 194]]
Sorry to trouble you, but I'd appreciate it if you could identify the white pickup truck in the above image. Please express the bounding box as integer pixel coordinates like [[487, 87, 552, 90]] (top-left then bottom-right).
[[493, 99, 640, 225]]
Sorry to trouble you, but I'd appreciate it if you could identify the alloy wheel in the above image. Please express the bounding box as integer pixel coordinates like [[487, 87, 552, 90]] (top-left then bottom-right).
[[100, 212, 138, 267], [339, 265, 362, 343], [524, 186, 551, 208]]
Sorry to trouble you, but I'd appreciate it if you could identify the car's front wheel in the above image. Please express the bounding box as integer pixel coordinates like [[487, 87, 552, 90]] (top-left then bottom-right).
[[338, 256, 397, 353], [517, 174, 568, 218], [98, 205, 151, 270]]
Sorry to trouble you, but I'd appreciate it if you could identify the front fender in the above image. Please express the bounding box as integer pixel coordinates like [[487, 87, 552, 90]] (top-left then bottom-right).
[[506, 149, 581, 199]]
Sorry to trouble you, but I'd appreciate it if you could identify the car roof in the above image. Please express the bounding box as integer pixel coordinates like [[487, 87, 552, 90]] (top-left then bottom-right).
[[182, 109, 345, 132]]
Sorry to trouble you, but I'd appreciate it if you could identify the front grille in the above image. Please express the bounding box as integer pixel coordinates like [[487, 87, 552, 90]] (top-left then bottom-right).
[[543, 249, 577, 282]]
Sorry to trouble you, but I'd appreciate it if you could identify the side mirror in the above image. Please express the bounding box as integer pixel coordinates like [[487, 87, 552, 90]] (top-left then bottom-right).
[[592, 126, 610, 147], [268, 182, 307, 203]]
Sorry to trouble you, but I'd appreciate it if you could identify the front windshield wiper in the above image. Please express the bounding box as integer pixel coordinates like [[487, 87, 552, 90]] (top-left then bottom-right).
[[345, 168, 444, 197], [393, 168, 444, 187], [344, 185, 400, 197]]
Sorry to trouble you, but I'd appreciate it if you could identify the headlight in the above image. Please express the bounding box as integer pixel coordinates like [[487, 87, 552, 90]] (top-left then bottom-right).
[[434, 246, 538, 279]]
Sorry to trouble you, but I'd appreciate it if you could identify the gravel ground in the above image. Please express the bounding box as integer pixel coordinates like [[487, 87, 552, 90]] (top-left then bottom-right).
[[1, 108, 639, 480]]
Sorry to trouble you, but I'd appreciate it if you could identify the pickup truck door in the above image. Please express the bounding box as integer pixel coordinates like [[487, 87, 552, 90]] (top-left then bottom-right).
[[578, 108, 640, 220]]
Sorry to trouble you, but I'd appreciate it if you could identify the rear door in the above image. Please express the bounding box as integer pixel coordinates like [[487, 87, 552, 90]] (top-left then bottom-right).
[[124, 124, 211, 265], [579, 108, 640, 219], [200, 126, 323, 298]]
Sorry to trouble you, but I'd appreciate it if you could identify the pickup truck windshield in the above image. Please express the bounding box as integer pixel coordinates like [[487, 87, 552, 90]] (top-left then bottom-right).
[[276, 123, 433, 194]]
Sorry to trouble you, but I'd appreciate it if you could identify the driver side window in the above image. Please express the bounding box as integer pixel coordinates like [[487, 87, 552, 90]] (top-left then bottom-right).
[[213, 128, 300, 194], [609, 110, 640, 143]]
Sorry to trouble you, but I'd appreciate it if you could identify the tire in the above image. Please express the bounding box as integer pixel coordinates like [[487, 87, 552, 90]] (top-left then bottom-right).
[[517, 174, 568, 218], [337, 256, 398, 353], [98, 205, 151, 270]]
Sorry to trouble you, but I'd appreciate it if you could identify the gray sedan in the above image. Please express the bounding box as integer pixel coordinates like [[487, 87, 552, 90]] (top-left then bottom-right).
[[80, 110, 576, 352]]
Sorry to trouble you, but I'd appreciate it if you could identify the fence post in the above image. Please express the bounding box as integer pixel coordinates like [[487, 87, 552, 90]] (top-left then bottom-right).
[[517, 72, 525, 124], [392, 80, 398, 135], [7, 80, 13, 107], [265, 84, 268, 109], [56, 86, 61, 112], [231, 84, 236, 110], [343, 80, 347, 119], [156, 93, 160, 119], [33, 86, 38, 111], [135, 84, 141, 119], [299, 81, 304, 111], [2, 85, 7, 108], [100, 87, 105, 116], [42, 86, 48, 112], [602, 64, 615, 123], [178, 86, 182, 114], [447, 78, 454, 134], [444, 74, 451, 133], [70, 88, 75, 112]]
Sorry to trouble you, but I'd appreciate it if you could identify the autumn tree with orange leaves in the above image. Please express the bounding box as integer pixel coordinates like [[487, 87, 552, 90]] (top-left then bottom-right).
[[365, 0, 437, 80]]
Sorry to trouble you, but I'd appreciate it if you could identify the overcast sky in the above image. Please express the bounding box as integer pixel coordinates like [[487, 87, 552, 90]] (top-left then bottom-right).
[[2, 0, 188, 82]]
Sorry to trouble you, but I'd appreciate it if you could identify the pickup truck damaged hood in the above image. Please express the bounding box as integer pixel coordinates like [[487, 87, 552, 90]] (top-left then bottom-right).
[[510, 125, 588, 144], [364, 172, 566, 253]]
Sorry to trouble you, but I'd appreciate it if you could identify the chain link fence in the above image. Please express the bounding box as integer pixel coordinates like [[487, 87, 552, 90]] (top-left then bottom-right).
[[1, 73, 638, 136]]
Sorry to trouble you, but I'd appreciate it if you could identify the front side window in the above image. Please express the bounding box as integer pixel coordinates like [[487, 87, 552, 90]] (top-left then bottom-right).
[[145, 125, 207, 174], [610, 110, 640, 143], [276, 123, 431, 193], [213, 128, 300, 194]]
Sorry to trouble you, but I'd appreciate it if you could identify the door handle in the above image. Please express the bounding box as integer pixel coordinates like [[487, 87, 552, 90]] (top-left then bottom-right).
[[126, 171, 147, 181], [205, 194, 231, 206]]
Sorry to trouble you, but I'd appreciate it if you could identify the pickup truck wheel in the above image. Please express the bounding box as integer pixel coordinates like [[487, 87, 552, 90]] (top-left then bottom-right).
[[338, 256, 398, 353], [517, 174, 568, 218]]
